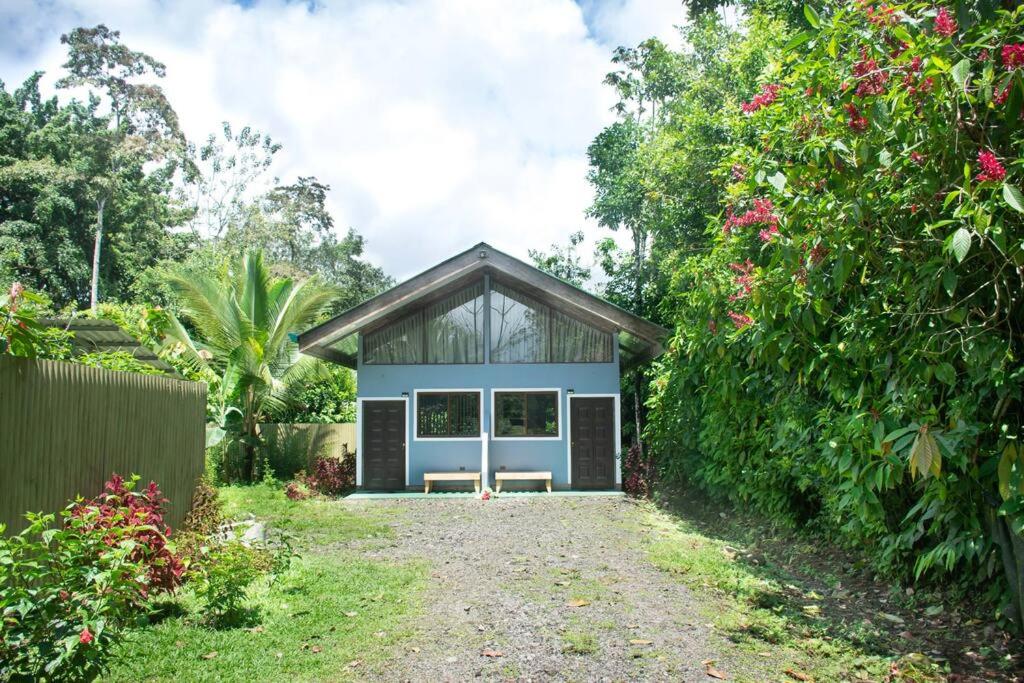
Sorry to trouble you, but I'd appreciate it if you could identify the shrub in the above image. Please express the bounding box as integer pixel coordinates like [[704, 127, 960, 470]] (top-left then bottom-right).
[[0, 506, 156, 680], [190, 540, 264, 626], [306, 449, 355, 495], [182, 478, 224, 537], [622, 443, 655, 498], [643, 2, 1024, 627], [72, 474, 184, 596], [190, 529, 295, 626]]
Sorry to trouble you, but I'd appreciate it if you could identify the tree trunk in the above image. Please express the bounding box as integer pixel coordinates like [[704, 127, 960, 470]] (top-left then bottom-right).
[[990, 509, 1024, 632], [90, 196, 107, 313], [243, 386, 257, 482], [632, 227, 646, 457]]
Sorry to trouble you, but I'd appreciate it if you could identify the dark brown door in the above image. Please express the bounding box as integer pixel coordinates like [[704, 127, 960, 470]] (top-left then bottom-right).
[[362, 400, 406, 491], [571, 397, 615, 489]]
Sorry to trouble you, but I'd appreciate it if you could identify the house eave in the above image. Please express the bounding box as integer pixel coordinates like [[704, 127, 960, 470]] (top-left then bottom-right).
[[298, 242, 670, 369]]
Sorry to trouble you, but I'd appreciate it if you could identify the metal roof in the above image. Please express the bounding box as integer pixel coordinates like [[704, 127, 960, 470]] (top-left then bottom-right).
[[298, 242, 670, 370], [41, 318, 180, 377]]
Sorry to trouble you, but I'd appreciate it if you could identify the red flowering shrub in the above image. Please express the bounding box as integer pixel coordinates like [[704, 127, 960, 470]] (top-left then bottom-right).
[[852, 48, 889, 97], [741, 83, 781, 113], [722, 198, 779, 234], [1001, 43, 1024, 70], [844, 103, 869, 133], [976, 149, 1006, 182], [72, 474, 184, 596], [932, 8, 957, 38], [647, 0, 1024, 630]]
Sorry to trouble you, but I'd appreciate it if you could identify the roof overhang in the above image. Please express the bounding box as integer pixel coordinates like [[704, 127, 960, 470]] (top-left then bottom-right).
[[297, 242, 669, 370]]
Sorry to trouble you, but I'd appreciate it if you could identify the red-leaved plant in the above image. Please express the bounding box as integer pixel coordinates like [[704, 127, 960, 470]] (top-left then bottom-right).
[[72, 474, 184, 596], [305, 453, 355, 496], [623, 444, 655, 498]]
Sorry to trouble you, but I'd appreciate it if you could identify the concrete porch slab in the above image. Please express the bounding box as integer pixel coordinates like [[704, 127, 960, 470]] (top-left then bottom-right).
[[344, 490, 625, 500]]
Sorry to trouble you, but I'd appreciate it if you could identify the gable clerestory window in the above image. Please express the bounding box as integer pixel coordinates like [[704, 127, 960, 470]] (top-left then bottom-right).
[[489, 283, 613, 363], [363, 282, 485, 364]]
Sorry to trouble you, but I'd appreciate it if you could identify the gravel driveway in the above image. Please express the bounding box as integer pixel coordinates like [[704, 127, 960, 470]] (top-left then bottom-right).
[[343, 495, 761, 682]]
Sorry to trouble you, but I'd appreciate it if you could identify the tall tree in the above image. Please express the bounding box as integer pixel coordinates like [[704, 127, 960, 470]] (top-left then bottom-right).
[[179, 122, 280, 240], [56, 25, 186, 312], [528, 230, 591, 287], [0, 73, 187, 308]]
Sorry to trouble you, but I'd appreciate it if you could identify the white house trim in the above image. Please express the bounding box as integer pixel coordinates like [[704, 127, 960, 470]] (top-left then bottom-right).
[[355, 396, 410, 488], [489, 388, 563, 441], [412, 389, 485, 442], [566, 393, 622, 488]]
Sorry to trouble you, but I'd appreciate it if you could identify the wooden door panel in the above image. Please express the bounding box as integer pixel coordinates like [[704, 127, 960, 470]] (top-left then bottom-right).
[[362, 400, 405, 491], [571, 397, 615, 489]]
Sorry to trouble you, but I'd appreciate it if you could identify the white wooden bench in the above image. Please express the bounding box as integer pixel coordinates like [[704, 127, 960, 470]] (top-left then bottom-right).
[[494, 471, 552, 493], [423, 471, 481, 494]]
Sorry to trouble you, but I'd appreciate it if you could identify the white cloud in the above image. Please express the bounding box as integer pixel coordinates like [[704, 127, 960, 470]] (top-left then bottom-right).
[[0, 0, 685, 280]]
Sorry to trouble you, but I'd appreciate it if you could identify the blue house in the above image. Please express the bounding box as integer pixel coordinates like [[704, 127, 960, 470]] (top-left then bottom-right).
[[298, 243, 667, 492]]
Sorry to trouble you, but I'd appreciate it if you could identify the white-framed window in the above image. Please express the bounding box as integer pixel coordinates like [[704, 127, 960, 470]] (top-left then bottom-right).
[[414, 389, 482, 440], [491, 388, 561, 440]]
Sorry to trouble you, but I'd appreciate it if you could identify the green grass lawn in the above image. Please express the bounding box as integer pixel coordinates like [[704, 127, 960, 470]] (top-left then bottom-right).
[[104, 485, 427, 682]]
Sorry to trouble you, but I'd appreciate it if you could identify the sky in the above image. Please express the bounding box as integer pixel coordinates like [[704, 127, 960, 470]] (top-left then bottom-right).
[[0, 0, 687, 281]]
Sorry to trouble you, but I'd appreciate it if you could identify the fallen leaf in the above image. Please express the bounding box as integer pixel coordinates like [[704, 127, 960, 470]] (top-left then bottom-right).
[[344, 611, 358, 618], [554, 580, 571, 587], [629, 639, 653, 645], [879, 612, 904, 624], [785, 669, 812, 682], [346, 660, 362, 668], [704, 662, 728, 680], [310, 646, 322, 654], [481, 648, 504, 658], [174, 640, 185, 648], [565, 599, 591, 608], [374, 631, 387, 638], [627, 623, 639, 629], [200, 651, 218, 660], [275, 652, 283, 659], [244, 626, 264, 633], [477, 624, 486, 632]]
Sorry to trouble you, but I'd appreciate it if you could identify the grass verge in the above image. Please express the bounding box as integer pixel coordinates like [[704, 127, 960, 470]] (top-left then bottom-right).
[[637, 486, 1021, 682], [105, 484, 426, 682]]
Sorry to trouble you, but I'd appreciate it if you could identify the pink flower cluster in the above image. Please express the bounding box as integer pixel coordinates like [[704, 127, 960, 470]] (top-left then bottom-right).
[[7, 281, 24, 313], [901, 56, 934, 97], [844, 103, 869, 133], [1002, 44, 1024, 70], [759, 225, 780, 242], [976, 149, 1006, 182], [728, 259, 755, 302], [741, 83, 781, 114], [933, 8, 957, 38], [853, 50, 889, 97], [727, 311, 754, 329], [910, 151, 926, 165], [862, 2, 897, 28], [723, 198, 779, 235]]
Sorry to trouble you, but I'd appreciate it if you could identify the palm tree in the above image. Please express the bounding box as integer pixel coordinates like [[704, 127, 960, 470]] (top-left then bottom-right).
[[163, 250, 336, 481]]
